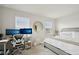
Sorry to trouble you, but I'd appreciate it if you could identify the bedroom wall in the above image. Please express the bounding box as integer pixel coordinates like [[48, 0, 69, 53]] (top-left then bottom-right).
[[57, 12, 79, 43], [0, 6, 2, 33], [0, 6, 56, 45], [57, 12, 79, 31]]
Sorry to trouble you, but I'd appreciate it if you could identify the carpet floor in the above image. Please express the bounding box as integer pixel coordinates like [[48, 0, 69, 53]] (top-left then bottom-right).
[[14, 45, 56, 55]]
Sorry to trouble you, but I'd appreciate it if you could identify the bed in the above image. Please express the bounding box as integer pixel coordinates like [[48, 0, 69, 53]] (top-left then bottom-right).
[[44, 28, 79, 55]]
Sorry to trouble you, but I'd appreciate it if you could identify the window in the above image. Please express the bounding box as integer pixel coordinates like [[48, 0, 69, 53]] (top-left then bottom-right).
[[44, 20, 53, 33], [44, 21, 52, 29], [15, 16, 30, 29]]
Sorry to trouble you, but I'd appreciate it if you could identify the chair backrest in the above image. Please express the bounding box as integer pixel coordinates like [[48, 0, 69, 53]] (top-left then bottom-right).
[[14, 34, 23, 40], [13, 34, 23, 44], [0, 34, 3, 40]]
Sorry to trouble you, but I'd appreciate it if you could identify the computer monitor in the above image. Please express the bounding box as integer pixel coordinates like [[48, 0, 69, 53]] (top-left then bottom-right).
[[20, 28, 32, 34], [6, 29, 20, 36]]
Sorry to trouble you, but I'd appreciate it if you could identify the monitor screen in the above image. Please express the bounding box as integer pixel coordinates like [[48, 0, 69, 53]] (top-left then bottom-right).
[[6, 29, 20, 35], [20, 28, 32, 34]]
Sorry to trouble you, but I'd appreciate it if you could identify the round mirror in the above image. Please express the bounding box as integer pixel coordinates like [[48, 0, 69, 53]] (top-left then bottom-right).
[[33, 21, 43, 32]]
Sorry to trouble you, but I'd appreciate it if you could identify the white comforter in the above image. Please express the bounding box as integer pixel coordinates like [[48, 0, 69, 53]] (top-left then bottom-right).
[[44, 38, 79, 55]]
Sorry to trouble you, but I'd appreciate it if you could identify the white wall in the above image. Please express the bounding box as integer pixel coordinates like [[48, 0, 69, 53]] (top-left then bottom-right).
[[56, 12, 79, 43], [57, 12, 79, 31], [0, 6, 2, 33], [0, 6, 56, 45], [0, 8, 1, 33]]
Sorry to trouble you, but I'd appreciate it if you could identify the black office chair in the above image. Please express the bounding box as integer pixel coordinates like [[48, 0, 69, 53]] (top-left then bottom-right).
[[0, 34, 3, 40]]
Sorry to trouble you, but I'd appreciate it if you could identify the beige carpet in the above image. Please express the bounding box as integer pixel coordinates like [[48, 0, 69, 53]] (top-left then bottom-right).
[[15, 45, 56, 55]]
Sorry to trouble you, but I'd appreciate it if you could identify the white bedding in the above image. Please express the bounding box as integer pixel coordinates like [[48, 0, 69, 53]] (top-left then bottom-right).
[[59, 31, 79, 43], [44, 38, 79, 55]]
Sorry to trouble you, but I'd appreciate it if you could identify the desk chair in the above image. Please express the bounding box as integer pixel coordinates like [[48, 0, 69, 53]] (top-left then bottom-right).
[[11, 34, 24, 54]]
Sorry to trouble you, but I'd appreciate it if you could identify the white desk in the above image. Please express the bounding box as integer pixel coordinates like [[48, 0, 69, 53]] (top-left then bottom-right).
[[0, 39, 9, 55]]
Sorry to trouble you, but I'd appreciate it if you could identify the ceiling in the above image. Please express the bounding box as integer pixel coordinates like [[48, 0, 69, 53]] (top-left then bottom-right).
[[2, 4, 79, 19]]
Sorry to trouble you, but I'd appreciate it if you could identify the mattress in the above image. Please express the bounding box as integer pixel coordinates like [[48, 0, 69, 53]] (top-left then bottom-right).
[[44, 38, 79, 55]]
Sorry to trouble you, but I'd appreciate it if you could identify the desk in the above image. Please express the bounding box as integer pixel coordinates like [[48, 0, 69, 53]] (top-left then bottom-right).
[[0, 39, 9, 55]]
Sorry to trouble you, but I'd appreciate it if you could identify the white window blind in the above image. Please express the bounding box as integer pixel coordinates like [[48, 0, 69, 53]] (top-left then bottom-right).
[[15, 16, 30, 29], [44, 21, 53, 29]]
